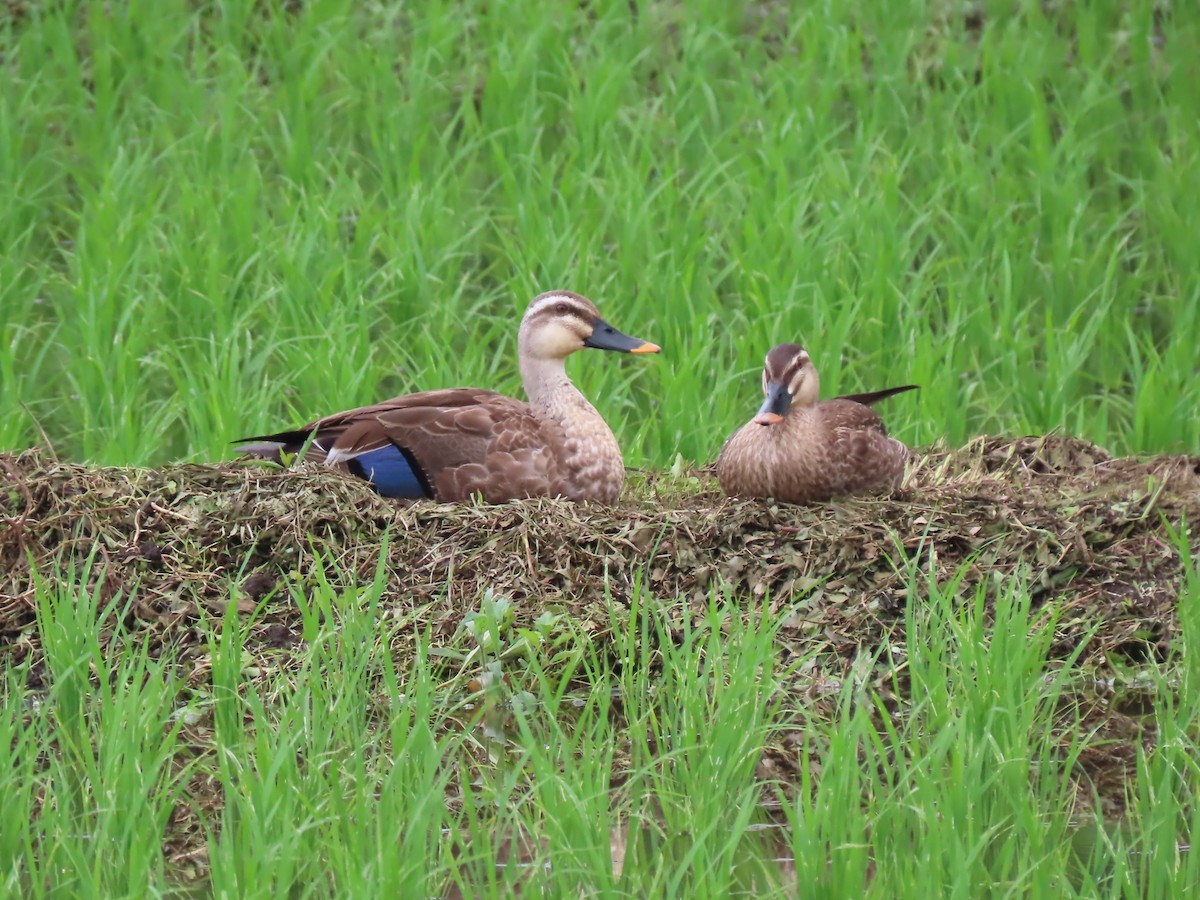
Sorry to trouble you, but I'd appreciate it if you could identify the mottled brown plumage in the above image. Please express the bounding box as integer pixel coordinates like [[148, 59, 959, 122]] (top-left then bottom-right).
[[237, 292, 660, 504], [716, 344, 917, 504]]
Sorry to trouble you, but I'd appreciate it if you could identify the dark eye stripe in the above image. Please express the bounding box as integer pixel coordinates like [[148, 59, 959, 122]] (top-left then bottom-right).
[[764, 344, 809, 383], [529, 302, 594, 328], [787, 351, 810, 379]]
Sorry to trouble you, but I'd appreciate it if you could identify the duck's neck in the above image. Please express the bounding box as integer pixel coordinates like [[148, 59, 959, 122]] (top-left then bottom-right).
[[520, 356, 595, 420], [519, 354, 624, 501]]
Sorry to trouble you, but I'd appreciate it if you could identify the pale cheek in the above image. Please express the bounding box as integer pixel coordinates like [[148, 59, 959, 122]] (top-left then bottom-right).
[[530, 328, 580, 357]]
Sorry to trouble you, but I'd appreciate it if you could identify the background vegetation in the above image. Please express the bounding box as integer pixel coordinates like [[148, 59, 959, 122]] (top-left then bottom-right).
[[1, 0, 1196, 467]]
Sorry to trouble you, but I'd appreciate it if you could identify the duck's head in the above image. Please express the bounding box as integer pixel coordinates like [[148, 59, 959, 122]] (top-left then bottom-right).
[[754, 343, 820, 426], [519, 291, 660, 361]]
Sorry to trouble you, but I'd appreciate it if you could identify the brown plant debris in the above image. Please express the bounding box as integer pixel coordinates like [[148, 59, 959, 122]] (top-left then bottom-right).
[[2, 434, 1198, 836], [2, 434, 1198, 678]]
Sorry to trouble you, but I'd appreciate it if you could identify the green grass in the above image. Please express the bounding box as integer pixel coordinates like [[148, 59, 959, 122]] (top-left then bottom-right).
[[3, 0, 1199, 895], [4, 547, 1199, 895], [1, 0, 1198, 465], [784, 553, 1200, 898]]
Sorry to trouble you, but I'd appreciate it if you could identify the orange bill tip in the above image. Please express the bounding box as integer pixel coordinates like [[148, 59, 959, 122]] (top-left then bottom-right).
[[753, 412, 784, 426], [630, 341, 661, 354]]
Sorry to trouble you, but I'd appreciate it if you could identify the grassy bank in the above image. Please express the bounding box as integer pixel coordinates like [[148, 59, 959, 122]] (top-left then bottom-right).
[[3, 540, 1198, 895], [3, 440, 1199, 894]]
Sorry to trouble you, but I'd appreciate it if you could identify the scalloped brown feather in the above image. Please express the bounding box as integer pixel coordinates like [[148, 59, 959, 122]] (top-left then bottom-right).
[[240, 388, 590, 503]]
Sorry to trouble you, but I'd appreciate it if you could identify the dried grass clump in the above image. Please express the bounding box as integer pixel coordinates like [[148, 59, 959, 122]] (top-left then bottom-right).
[[2, 435, 1198, 680]]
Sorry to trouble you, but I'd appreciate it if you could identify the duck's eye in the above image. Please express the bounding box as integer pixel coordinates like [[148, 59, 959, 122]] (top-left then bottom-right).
[[555, 302, 570, 315]]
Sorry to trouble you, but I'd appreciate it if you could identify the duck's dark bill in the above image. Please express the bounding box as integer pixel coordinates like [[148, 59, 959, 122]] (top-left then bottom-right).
[[755, 381, 792, 424], [584, 317, 661, 354]]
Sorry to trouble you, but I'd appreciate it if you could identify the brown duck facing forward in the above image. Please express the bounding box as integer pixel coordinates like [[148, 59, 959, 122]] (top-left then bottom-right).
[[716, 343, 917, 504], [237, 291, 660, 504]]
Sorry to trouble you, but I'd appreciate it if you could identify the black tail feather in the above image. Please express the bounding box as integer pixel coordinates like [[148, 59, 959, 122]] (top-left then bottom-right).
[[233, 429, 315, 463], [835, 384, 920, 407]]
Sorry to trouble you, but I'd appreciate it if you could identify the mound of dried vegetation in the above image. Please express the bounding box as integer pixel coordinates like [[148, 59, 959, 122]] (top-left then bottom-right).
[[3, 434, 1198, 824], [2, 434, 1197, 683]]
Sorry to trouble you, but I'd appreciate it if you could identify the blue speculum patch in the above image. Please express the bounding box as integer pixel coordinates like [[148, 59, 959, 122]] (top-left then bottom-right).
[[347, 445, 431, 499]]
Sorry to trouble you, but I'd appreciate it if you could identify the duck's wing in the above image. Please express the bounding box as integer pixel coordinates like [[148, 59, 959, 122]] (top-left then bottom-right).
[[236, 388, 557, 501], [819, 399, 910, 495]]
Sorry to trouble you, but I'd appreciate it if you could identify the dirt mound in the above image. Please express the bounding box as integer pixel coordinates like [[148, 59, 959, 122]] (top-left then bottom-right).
[[2, 435, 1197, 680]]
